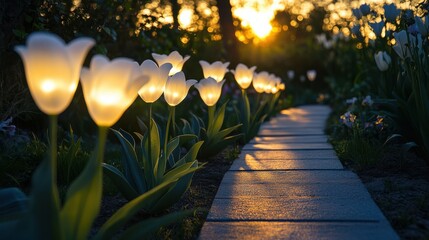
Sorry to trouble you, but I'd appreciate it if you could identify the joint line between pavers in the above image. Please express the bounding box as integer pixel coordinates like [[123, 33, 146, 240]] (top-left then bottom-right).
[[205, 219, 380, 223], [227, 169, 347, 172]]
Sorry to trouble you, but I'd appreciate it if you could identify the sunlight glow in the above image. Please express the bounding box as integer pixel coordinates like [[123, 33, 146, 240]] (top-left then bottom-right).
[[179, 8, 194, 29]]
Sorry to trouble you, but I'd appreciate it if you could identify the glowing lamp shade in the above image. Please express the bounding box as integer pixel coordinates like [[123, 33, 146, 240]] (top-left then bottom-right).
[[199, 60, 230, 82], [252, 71, 270, 93], [232, 63, 256, 89], [138, 60, 172, 103], [152, 51, 190, 75], [80, 55, 148, 127], [307, 70, 317, 82], [194, 77, 225, 106], [15, 32, 94, 115], [164, 71, 197, 106]]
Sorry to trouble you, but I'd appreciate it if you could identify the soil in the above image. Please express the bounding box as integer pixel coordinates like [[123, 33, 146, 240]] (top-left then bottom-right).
[[346, 146, 429, 240]]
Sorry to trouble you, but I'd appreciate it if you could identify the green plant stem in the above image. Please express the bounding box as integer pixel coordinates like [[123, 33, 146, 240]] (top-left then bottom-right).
[[148, 103, 152, 170], [49, 115, 58, 185], [163, 106, 174, 172], [47, 114, 61, 239], [241, 89, 249, 142], [208, 105, 215, 133], [171, 106, 176, 137], [97, 127, 108, 164]]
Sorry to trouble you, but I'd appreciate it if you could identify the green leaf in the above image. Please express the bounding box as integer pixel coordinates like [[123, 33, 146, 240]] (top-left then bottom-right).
[[93, 180, 177, 240], [149, 118, 161, 183], [151, 162, 198, 211], [60, 128, 108, 240], [30, 155, 62, 240], [208, 101, 228, 135], [117, 210, 196, 240], [157, 137, 179, 179], [60, 152, 102, 240], [173, 141, 204, 167], [112, 129, 146, 193], [102, 164, 139, 200], [162, 161, 200, 184]]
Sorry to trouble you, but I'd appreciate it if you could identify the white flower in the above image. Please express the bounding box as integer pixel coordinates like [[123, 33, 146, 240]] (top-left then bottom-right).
[[199, 60, 230, 82], [393, 30, 422, 60], [287, 70, 295, 79], [194, 77, 225, 106], [80, 55, 148, 127], [152, 51, 190, 75], [164, 71, 197, 106], [340, 111, 356, 128], [15, 32, 95, 115], [374, 51, 391, 71], [362, 95, 374, 107], [352, 8, 363, 20], [384, 4, 400, 23], [369, 21, 385, 38], [346, 97, 358, 105], [359, 3, 371, 16], [138, 60, 172, 103], [252, 71, 271, 93], [307, 70, 317, 82], [415, 16, 429, 37], [232, 63, 256, 89]]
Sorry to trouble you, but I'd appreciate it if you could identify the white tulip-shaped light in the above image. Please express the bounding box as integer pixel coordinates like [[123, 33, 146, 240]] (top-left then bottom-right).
[[307, 70, 317, 82], [80, 55, 148, 127], [264, 74, 281, 93], [374, 51, 391, 71], [152, 51, 190, 75], [232, 63, 256, 89], [194, 77, 225, 106], [253, 71, 271, 93], [138, 60, 172, 103], [15, 32, 94, 115], [287, 70, 295, 80], [164, 71, 197, 106], [199, 60, 230, 82]]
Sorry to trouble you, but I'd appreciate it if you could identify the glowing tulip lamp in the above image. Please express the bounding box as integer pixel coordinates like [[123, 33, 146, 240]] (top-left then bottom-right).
[[164, 71, 196, 137], [15, 32, 95, 115], [152, 51, 189, 75], [194, 77, 225, 107], [81, 55, 148, 127], [199, 60, 230, 82], [232, 63, 256, 90], [307, 70, 317, 82], [14, 32, 94, 238]]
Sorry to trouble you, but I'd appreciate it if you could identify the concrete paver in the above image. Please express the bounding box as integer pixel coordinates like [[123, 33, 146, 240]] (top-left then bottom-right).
[[243, 142, 333, 150], [199, 105, 398, 239], [230, 159, 343, 170], [199, 222, 397, 240]]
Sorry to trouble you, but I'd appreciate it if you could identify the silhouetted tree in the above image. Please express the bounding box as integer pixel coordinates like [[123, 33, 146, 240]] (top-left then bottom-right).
[[216, 0, 239, 65]]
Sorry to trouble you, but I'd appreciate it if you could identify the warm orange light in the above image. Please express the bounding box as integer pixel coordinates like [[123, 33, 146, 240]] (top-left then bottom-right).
[[179, 8, 193, 29]]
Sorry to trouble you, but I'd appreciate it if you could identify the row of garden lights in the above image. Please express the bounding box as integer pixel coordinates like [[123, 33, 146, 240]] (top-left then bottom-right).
[[16, 32, 285, 127]]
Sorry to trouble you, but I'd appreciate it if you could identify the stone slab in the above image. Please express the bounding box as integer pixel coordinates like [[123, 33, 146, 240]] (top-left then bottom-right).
[[260, 123, 327, 129], [215, 181, 367, 198], [243, 143, 333, 151], [250, 136, 328, 144], [199, 221, 399, 240], [239, 150, 338, 160], [220, 170, 359, 184], [258, 128, 325, 136], [230, 159, 343, 171], [206, 196, 386, 221]]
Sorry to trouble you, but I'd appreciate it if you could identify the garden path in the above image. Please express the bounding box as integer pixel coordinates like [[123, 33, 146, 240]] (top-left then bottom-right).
[[198, 105, 399, 240]]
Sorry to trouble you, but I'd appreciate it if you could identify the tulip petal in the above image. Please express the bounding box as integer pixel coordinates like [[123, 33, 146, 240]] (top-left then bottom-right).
[[90, 55, 109, 73]]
